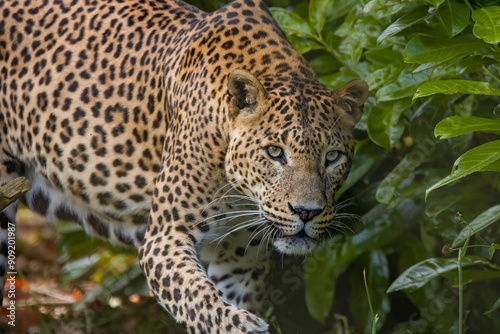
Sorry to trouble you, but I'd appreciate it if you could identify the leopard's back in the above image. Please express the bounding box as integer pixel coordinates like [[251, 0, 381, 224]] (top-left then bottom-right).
[[0, 0, 206, 245]]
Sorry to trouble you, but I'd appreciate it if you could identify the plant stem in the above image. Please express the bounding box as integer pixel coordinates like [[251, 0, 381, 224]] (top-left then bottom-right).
[[458, 247, 464, 334], [455, 212, 472, 334], [363, 269, 379, 334], [449, 244, 491, 251]]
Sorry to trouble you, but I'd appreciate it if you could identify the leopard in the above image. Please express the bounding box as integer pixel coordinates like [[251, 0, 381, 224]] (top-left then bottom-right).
[[0, 0, 369, 333]]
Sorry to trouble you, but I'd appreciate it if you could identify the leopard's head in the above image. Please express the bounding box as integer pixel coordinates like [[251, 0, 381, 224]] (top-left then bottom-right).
[[225, 69, 369, 255]]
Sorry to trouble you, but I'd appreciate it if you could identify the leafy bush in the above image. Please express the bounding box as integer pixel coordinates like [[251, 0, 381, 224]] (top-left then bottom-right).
[[269, 0, 500, 332]]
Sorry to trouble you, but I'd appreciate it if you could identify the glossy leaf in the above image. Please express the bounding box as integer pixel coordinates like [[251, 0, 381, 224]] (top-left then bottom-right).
[[388, 256, 494, 293], [438, 0, 470, 37], [472, 6, 500, 44], [377, 70, 428, 102], [452, 205, 500, 247], [325, 0, 359, 21], [366, 101, 407, 150], [426, 0, 445, 8], [364, 65, 399, 91], [404, 36, 485, 64], [269, 7, 315, 38], [309, 0, 333, 33], [365, 48, 403, 66], [424, 184, 481, 217], [441, 268, 500, 286], [456, 56, 497, 75], [305, 240, 343, 323], [435, 115, 500, 139], [287, 35, 323, 54], [414, 80, 500, 100], [426, 140, 500, 198], [377, 6, 430, 43], [309, 54, 341, 75], [376, 149, 426, 206]]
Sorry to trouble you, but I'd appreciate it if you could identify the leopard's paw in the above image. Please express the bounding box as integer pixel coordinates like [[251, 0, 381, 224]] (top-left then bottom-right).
[[226, 307, 269, 334]]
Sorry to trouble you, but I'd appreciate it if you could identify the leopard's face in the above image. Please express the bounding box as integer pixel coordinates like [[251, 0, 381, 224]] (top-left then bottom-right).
[[225, 69, 369, 255]]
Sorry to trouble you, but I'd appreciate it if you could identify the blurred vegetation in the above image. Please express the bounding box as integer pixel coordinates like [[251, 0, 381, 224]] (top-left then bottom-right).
[[22, 0, 500, 333]]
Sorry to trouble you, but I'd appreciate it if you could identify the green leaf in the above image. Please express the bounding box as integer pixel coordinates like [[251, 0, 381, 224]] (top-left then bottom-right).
[[366, 101, 407, 150], [387, 256, 494, 293], [441, 268, 500, 286], [425, 140, 500, 198], [404, 36, 485, 64], [489, 244, 497, 260], [309, 0, 333, 34], [414, 80, 500, 100], [426, 0, 446, 8], [319, 66, 358, 90], [325, 0, 360, 21], [424, 184, 481, 217], [452, 205, 500, 247], [438, 0, 470, 37], [309, 54, 341, 75], [334, 7, 359, 37], [304, 239, 343, 323], [413, 61, 447, 74], [376, 148, 426, 206], [286, 35, 324, 54], [365, 48, 403, 66], [472, 6, 500, 44], [364, 65, 399, 91], [435, 115, 500, 139], [378, 6, 430, 43], [485, 296, 500, 315], [306, 204, 406, 323], [269, 7, 315, 38], [456, 56, 497, 76], [377, 70, 428, 101]]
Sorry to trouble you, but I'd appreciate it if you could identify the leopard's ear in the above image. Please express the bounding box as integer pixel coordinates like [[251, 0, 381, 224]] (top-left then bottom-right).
[[227, 69, 267, 119], [336, 79, 369, 125]]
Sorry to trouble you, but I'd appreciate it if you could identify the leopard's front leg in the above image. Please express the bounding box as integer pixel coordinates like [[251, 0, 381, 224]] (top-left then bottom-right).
[[138, 177, 269, 334], [199, 230, 273, 316]]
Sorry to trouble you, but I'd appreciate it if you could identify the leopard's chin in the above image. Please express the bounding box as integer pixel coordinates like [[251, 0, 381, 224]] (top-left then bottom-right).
[[273, 231, 318, 255]]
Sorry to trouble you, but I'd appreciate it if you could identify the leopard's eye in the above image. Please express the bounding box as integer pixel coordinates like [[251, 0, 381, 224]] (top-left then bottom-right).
[[326, 150, 342, 165], [266, 146, 284, 159]]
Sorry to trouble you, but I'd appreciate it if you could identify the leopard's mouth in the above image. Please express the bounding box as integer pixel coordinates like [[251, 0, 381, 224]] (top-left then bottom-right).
[[294, 229, 309, 239], [256, 213, 330, 255], [272, 228, 319, 255]]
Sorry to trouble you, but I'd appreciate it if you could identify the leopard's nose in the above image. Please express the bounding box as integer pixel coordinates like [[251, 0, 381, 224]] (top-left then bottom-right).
[[288, 203, 324, 223]]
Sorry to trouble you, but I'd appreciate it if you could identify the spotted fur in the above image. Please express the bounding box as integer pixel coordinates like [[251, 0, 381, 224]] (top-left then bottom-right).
[[0, 0, 369, 333]]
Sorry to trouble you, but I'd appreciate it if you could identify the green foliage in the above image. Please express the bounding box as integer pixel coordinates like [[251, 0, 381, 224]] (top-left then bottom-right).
[[425, 140, 500, 197], [472, 6, 500, 44], [414, 79, 500, 99], [453, 205, 500, 247], [270, 0, 500, 332], [434, 115, 500, 138], [387, 256, 499, 293]]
